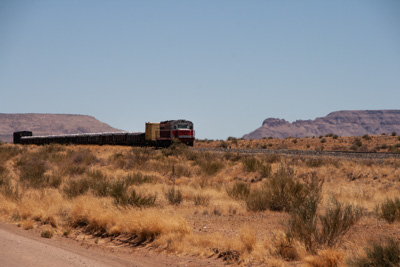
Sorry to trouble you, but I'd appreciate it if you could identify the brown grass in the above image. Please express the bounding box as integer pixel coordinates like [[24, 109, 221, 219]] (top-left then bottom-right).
[[0, 141, 399, 265]]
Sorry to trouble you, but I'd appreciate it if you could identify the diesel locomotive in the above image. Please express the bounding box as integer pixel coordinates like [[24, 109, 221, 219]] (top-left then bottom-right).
[[13, 120, 194, 147]]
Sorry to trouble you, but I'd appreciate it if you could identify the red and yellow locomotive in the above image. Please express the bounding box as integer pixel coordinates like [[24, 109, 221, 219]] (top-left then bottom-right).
[[13, 119, 195, 147]]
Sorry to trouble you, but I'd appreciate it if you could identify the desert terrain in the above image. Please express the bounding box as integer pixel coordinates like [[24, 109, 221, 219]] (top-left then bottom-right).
[[0, 136, 399, 266]]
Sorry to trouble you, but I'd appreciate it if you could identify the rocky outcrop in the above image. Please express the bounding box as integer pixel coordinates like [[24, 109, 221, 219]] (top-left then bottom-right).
[[0, 113, 121, 143], [243, 110, 400, 139]]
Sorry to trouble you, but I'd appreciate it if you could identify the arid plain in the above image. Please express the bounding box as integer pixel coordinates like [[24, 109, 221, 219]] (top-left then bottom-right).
[[0, 134, 400, 266]]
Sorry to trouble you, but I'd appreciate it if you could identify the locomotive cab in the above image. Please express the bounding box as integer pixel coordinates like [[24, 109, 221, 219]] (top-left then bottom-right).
[[160, 120, 195, 146]]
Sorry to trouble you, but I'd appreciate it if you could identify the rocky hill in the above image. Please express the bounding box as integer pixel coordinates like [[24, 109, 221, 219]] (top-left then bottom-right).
[[0, 113, 121, 143], [243, 110, 400, 139]]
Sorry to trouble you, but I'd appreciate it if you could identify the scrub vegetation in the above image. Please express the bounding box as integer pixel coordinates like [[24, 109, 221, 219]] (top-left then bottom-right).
[[0, 140, 399, 265]]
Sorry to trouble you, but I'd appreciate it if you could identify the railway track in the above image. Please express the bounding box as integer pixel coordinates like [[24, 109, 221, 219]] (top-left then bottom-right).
[[193, 147, 400, 160]]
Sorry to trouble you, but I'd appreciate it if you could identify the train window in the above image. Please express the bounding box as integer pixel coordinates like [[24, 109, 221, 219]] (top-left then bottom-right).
[[177, 124, 190, 129]]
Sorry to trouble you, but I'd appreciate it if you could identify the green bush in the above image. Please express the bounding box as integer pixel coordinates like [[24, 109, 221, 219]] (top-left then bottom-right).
[[165, 187, 183, 205], [227, 182, 250, 200], [377, 197, 400, 223], [349, 238, 400, 267]]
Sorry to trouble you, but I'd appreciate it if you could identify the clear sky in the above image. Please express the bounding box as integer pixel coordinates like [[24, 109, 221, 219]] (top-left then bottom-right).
[[1, 1, 399, 139]]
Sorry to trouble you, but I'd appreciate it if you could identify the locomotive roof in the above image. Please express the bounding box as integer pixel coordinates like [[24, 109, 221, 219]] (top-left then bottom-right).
[[160, 119, 193, 124], [21, 131, 144, 139]]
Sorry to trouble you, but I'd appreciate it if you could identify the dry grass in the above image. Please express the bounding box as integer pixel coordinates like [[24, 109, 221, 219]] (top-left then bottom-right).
[[196, 134, 400, 153], [0, 141, 399, 265]]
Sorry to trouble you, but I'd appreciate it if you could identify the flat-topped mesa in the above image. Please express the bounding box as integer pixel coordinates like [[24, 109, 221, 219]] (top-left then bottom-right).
[[244, 110, 400, 139], [262, 118, 290, 127]]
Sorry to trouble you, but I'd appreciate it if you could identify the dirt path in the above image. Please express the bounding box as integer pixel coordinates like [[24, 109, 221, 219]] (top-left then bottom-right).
[[0, 222, 224, 267]]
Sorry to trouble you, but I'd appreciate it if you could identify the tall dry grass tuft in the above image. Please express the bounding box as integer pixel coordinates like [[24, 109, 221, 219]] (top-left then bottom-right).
[[305, 249, 344, 267], [239, 226, 257, 253], [19, 189, 65, 228], [69, 195, 190, 241]]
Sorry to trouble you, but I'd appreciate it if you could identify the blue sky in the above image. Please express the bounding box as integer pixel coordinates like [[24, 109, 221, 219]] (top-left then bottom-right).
[[1, 1, 399, 139]]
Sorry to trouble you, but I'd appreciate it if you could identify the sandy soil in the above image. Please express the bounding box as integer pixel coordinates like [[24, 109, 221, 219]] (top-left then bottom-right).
[[0, 221, 224, 267]]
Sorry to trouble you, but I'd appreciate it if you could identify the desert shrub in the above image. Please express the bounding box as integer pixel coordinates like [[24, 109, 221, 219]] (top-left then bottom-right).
[[392, 132, 397, 136], [67, 148, 97, 165], [123, 172, 155, 185], [0, 163, 8, 185], [161, 139, 188, 157], [316, 198, 362, 247], [398, 136, 400, 141], [377, 197, 400, 223], [227, 137, 238, 145], [0, 145, 23, 162], [306, 158, 324, 168], [350, 138, 363, 151], [264, 154, 281, 164], [41, 229, 54, 238], [380, 144, 388, 150], [174, 165, 192, 178], [64, 165, 87, 176], [246, 188, 269, 212], [349, 238, 400, 267], [113, 185, 157, 207], [193, 193, 210, 206], [226, 182, 250, 200], [362, 134, 371, 140], [223, 152, 242, 162], [165, 187, 183, 205], [195, 153, 224, 176], [263, 165, 322, 212], [61, 149, 97, 175], [320, 138, 326, 144], [200, 161, 224, 176], [219, 141, 229, 148], [242, 156, 261, 172], [17, 157, 47, 188], [126, 147, 154, 168], [258, 163, 272, 178], [38, 144, 65, 162], [63, 177, 91, 198], [332, 135, 339, 139], [287, 197, 362, 253]]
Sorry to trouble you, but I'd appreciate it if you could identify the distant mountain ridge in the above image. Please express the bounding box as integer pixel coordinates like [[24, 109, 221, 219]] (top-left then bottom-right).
[[0, 113, 121, 143], [243, 110, 400, 139]]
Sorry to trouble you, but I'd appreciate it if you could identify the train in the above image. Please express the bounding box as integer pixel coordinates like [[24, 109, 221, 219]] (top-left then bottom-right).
[[13, 120, 195, 147]]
